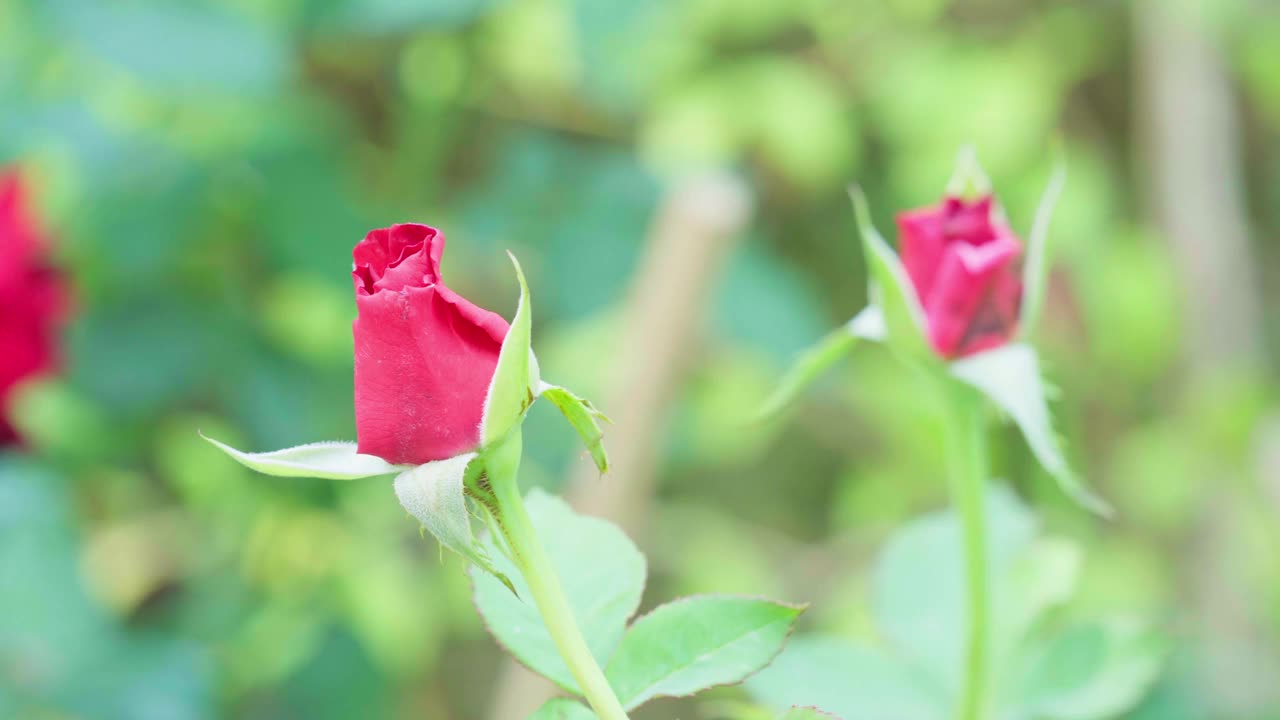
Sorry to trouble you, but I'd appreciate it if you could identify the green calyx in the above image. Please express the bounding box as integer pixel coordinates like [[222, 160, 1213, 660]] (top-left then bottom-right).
[[944, 144, 993, 200]]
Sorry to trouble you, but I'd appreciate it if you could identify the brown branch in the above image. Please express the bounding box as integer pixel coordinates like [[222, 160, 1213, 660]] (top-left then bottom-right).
[[1134, 0, 1278, 713], [1134, 0, 1262, 372], [566, 173, 752, 534]]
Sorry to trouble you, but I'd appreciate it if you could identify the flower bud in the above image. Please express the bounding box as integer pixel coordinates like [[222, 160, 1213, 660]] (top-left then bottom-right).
[[896, 196, 1022, 358], [352, 224, 509, 465]]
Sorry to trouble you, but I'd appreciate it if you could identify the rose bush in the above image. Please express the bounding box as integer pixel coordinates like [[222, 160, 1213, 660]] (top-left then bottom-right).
[[352, 223, 510, 465], [208, 221, 802, 720], [0, 169, 65, 445], [760, 152, 1105, 514]]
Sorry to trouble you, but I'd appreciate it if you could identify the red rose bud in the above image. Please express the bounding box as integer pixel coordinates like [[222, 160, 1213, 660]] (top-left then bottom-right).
[[896, 195, 1022, 359], [352, 224, 510, 465], [0, 169, 66, 445]]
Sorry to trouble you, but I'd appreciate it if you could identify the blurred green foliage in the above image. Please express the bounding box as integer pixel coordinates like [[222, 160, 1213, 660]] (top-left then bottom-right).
[[747, 487, 1166, 719], [2, 0, 1279, 718]]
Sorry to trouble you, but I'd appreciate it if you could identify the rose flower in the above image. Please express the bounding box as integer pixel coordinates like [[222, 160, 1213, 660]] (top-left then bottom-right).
[[896, 195, 1023, 358], [0, 169, 66, 445], [352, 224, 510, 465]]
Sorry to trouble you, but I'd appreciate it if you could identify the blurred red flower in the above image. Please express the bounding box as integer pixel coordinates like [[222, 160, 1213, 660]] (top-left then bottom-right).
[[351, 224, 510, 465], [897, 195, 1023, 358], [0, 169, 67, 445]]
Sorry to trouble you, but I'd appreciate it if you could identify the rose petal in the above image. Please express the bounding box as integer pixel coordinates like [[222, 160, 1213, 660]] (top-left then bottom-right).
[[941, 195, 998, 245], [353, 223, 445, 294], [353, 283, 507, 465], [897, 193, 1024, 359], [925, 234, 1021, 358], [897, 204, 949, 301]]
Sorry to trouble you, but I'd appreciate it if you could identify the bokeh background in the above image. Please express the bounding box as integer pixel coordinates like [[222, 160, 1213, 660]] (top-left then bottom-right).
[[2, 0, 1279, 718]]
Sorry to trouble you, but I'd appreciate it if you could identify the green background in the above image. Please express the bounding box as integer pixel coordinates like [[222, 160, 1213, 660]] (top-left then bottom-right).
[[2, 0, 1278, 717]]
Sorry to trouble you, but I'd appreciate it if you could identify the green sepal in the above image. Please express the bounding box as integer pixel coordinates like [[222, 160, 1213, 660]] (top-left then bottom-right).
[[944, 145, 992, 199], [757, 328, 858, 422], [393, 452, 516, 593], [850, 187, 934, 365], [757, 306, 888, 421], [949, 344, 1111, 516], [846, 305, 887, 342], [1020, 147, 1067, 339], [482, 251, 535, 448], [200, 433, 406, 480], [538, 382, 611, 474]]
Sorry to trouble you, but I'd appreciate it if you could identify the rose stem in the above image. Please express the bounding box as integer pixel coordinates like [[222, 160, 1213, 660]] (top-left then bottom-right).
[[944, 385, 989, 720], [487, 432, 632, 720], [489, 174, 751, 720]]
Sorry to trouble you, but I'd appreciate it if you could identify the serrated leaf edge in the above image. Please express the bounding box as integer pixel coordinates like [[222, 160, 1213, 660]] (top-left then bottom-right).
[[607, 594, 808, 710]]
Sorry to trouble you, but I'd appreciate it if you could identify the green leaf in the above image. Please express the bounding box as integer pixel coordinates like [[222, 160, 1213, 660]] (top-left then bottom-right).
[[849, 187, 932, 363], [200, 434, 405, 480], [528, 698, 597, 720], [872, 485, 1036, 702], [392, 453, 513, 592], [1012, 621, 1166, 720], [605, 595, 804, 710], [751, 490, 1153, 720], [987, 537, 1087, 694], [538, 383, 610, 474], [949, 344, 1111, 515], [1020, 155, 1067, 338], [1001, 538, 1082, 653], [779, 708, 843, 720], [482, 252, 534, 448], [745, 636, 945, 720], [472, 490, 645, 694]]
